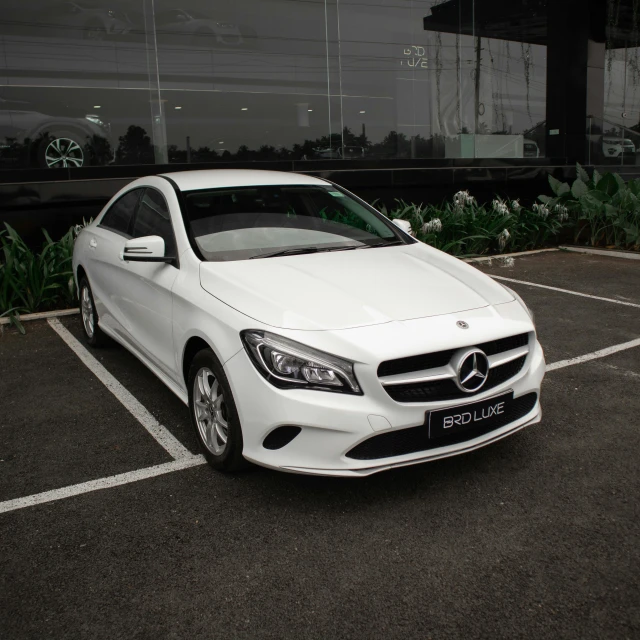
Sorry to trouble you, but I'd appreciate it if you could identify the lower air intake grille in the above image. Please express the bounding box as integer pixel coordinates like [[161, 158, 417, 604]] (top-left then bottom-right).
[[384, 355, 527, 403], [346, 392, 537, 460], [263, 426, 302, 450]]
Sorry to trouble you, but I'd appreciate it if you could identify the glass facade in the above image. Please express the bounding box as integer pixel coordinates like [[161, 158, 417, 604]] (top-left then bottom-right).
[[0, 0, 552, 172], [587, 0, 640, 165]]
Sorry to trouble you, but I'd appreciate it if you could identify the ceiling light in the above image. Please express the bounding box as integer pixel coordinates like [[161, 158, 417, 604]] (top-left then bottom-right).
[[174, 106, 182, 110], [218, 141, 224, 144], [93, 105, 101, 109], [308, 109, 313, 112], [359, 110, 366, 114], [241, 107, 248, 111]]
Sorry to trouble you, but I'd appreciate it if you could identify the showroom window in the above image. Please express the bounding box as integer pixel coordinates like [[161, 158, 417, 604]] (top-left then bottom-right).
[[1, 0, 550, 169], [596, 0, 640, 166]]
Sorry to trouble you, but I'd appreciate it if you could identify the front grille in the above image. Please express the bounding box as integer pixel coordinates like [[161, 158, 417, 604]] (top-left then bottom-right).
[[378, 333, 530, 404], [385, 355, 527, 403], [346, 392, 538, 460], [378, 333, 529, 377]]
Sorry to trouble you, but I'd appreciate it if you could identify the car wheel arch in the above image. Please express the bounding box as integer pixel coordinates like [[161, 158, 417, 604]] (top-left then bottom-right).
[[76, 264, 87, 295], [30, 124, 90, 145], [182, 336, 215, 387]]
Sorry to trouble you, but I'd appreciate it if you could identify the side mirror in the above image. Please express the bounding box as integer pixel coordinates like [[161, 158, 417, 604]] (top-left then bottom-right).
[[392, 219, 415, 236], [121, 235, 174, 263]]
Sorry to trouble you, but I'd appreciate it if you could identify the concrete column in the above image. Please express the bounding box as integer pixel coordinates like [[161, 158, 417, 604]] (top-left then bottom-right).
[[546, 0, 607, 163]]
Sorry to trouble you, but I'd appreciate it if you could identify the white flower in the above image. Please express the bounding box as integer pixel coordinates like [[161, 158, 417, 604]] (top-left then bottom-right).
[[453, 190, 475, 207], [422, 218, 443, 234], [511, 199, 521, 212], [532, 203, 550, 219], [498, 228, 511, 250], [553, 203, 569, 222], [492, 199, 510, 216]]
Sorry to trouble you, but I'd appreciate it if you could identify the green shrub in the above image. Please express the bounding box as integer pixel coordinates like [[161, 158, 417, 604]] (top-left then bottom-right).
[[540, 163, 640, 249], [376, 192, 567, 257], [0, 224, 77, 333]]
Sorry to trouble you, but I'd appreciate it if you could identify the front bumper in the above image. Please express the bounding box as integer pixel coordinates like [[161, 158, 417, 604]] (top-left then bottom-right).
[[224, 337, 545, 477]]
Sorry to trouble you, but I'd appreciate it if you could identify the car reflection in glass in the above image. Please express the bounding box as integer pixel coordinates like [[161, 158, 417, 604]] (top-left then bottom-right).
[[0, 97, 112, 169], [153, 9, 256, 48], [7, 1, 137, 41]]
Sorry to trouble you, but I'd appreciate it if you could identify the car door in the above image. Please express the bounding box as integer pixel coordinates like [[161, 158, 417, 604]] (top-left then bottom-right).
[[116, 187, 180, 381], [86, 187, 143, 338]]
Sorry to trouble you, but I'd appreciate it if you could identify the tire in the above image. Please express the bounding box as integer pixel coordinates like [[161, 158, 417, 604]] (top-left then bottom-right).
[[79, 277, 107, 347], [188, 348, 248, 472], [37, 130, 86, 169]]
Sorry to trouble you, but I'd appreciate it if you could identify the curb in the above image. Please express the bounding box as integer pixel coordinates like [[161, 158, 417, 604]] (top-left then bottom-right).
[[559, 246, 640, 261], [463, 248, 558, 264], [0, 308, 79, 326]]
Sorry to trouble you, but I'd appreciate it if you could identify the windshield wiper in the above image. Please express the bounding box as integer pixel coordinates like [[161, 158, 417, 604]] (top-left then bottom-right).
[[250, 247, 320, 259], [364, 239, 406, 248], [250, 245, 362, 259]]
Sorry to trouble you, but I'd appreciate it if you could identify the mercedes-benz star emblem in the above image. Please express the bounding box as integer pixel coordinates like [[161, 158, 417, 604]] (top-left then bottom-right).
[[455, 349, 490, 393], [456, 320, 469, 329]]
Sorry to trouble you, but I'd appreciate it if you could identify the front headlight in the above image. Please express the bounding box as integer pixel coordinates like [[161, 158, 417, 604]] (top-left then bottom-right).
[[502, 284, 535, 325], [241, 330, 361, 394]]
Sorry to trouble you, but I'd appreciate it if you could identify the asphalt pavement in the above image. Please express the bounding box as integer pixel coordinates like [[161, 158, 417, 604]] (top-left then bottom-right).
[[1, 250, 639, 639]]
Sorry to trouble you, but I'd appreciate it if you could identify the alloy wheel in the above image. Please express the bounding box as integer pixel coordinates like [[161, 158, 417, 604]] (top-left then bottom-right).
[[194, 367, 229, 456], [45, 138, 84, 168], [80, 285, 94, 338]]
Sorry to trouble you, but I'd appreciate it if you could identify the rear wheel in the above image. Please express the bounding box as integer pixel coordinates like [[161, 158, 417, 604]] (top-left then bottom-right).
[[188, 348, 247, 472], [79, 277, 107, 347], [37, 130, 86, 169]]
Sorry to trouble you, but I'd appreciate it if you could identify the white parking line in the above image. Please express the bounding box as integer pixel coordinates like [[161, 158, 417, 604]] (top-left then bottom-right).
[[47, 318, 192, 461], [491, 275, 640, 309], [0, 456, 206, 515], [546, 338, 640, 372], [2, 332, 638, 516]]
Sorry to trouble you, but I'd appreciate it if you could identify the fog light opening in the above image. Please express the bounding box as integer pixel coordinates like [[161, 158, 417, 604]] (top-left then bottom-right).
[[263, 426, 302, 450]]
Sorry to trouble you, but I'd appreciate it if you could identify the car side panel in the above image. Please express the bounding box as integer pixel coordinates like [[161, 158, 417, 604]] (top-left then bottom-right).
[[79, 225, 129, 337], [170, 251, 251, 392], [119, 261, 180, 382]]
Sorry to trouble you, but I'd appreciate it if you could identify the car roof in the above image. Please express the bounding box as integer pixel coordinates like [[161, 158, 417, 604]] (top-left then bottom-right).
[[160, 169, 329, 192]]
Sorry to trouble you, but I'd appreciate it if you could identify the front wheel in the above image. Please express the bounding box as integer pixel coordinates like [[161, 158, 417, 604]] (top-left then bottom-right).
[[188, 348, 248, 472]]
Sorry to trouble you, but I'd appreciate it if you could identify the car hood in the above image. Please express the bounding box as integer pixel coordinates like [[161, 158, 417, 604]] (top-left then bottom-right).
[[199, 244, 514, 331]]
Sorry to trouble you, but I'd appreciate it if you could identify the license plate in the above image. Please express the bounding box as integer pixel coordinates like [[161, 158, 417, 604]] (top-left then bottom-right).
[[428, 391, 513, 440]]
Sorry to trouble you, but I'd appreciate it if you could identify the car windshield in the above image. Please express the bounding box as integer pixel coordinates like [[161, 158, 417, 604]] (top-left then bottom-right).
[[182, 184, 406, 261]]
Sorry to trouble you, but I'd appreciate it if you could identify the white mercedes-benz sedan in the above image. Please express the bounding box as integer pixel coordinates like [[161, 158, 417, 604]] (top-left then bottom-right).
[[73, 169, 545, 476]]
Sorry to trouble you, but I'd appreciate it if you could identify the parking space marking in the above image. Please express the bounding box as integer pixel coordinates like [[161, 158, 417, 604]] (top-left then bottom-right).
[[0, 456, 206, 515], [491, 275, 640, 309], [2, 327, 637, 517], [546, 338, 640, 372], [47, 318, 192, 461]]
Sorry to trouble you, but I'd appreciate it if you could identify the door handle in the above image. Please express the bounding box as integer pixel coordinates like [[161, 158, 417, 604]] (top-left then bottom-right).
[[89, 237, 97, 249]]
